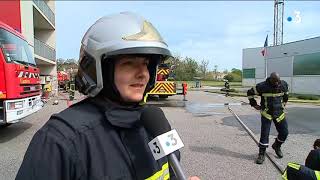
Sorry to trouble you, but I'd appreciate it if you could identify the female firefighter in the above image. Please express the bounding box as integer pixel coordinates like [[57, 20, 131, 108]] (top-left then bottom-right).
[[16, 12, 199, 180]]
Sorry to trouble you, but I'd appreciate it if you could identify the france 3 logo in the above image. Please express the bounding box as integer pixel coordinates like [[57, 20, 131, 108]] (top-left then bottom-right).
[[287, 10, 302, 24], [148, 129, 184, 160]]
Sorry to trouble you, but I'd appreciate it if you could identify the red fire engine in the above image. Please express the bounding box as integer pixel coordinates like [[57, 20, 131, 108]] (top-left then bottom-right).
[[57, 71, 70, 89], [0, 21, 42, 125]]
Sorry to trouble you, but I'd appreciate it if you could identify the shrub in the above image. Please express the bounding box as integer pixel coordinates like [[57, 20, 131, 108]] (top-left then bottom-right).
[[296, 95, 320, 100]]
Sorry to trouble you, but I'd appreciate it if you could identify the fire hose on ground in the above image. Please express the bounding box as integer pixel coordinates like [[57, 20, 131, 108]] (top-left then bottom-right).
[[227, 105, 285, 174]]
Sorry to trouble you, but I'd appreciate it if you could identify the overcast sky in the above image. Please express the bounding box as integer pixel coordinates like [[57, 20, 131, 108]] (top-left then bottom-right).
[[56, 1, 320, 71]]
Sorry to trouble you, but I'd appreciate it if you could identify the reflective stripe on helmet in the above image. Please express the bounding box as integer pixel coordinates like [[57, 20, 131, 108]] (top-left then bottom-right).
[[122, 21, 165, 44]]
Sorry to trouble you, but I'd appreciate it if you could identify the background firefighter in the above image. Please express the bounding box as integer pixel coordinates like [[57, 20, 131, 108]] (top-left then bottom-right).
[[247, 72, 289, 164], [224, 80, 230, 96]]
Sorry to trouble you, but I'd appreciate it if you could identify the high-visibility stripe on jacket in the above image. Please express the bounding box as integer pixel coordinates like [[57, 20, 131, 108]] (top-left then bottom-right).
[[282, 162, 320, 180], [247, 78, 289, 122]]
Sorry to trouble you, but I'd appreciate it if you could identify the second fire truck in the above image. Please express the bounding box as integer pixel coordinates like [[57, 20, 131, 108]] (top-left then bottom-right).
[[144, 63, 177, 102]]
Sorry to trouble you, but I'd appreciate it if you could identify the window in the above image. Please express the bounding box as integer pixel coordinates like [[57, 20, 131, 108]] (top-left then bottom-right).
[[243, 68, 255, 78], [0, 28, 36, 66], [293, 52, 320, 75]]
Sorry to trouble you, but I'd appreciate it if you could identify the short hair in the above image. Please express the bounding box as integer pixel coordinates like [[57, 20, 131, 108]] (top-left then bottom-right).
[[313, 139, 320, 149]]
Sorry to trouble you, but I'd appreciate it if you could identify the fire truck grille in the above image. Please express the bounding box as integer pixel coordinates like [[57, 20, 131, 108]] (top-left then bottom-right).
[[21, 85, 42, 95]]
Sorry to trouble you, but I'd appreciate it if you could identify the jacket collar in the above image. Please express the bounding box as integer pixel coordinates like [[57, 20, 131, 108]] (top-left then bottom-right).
[[91, 96, 144, 128]]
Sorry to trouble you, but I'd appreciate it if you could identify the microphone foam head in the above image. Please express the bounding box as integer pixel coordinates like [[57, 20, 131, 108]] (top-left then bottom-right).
[[140, 106, 171, 137]]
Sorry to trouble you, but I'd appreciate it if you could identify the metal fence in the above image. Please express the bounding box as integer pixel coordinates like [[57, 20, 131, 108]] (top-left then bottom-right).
[[34, 38, 56, 62], [33, 0, 55, 26]]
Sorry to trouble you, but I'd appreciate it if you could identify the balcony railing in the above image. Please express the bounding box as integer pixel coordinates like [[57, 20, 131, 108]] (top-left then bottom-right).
[[34, 38, 56, 62], [33, 0, 55, 26]]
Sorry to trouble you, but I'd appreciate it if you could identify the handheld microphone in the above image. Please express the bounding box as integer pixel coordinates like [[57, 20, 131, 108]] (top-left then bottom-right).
[[141, 106, 187, 180]]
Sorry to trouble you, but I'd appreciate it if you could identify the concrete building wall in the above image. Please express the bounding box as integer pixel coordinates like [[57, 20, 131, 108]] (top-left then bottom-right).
[[243, 36, 320, 95], [20, 1, 34, 47], [21, 0, 57, 95], [38, 64, 55, 75], [292, 76, 320, 95], [34, 29, 56, 48], [267, 37, 320, 59], [242, 48, 266, 78], [242, 79, 255, 87], [267, 57, 293, 77]]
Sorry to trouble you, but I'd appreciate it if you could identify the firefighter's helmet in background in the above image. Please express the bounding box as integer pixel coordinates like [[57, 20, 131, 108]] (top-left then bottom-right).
[[75, 12, 172, 98]]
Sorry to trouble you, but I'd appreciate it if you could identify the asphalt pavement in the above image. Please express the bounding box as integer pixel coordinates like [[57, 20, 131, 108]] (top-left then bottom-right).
[[0, 91, 318, 179], [165, 91, 319, 179]]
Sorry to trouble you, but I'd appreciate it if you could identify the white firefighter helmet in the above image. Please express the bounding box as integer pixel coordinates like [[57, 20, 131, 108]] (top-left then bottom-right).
[[75, 12, 172, 97]]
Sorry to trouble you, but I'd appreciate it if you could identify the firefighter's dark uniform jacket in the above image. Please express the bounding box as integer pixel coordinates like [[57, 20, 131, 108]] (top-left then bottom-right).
[[247, 78, 289, 122], [282, 163, 320, 180], [306, 149, 320, 171], [16, 97, 178, 180], [282, 149, 320, 179]]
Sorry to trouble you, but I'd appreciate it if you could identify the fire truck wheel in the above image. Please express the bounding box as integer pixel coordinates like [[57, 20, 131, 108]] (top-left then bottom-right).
[[159, 95, 168, 99]]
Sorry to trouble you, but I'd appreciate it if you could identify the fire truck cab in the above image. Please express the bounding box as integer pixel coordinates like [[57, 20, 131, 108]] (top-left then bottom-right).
[[0, 21, 42, 125]]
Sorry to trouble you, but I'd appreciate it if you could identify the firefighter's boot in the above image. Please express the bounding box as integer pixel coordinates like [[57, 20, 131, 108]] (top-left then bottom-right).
[[272, 139, 283, 158], [256, 148, 266, 164]]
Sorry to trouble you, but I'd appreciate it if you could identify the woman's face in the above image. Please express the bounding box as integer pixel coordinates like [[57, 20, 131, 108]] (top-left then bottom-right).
[[114, 55, 150, 102]]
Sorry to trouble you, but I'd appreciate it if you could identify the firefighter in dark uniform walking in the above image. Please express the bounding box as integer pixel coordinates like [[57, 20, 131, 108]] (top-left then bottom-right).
[[16, 12, 200, 180], [247, 72, 289, 164]]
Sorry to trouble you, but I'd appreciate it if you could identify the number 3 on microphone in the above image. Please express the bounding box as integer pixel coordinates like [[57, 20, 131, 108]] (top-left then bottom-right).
[[153, 142, 161, 154], [168, 133, 177, 146], [148, 129, 184, 160]]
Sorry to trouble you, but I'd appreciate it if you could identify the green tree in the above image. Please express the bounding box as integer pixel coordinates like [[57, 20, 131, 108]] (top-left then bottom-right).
[[214, 65, 218, 80], [231, 68, 242, 82], [231, 68, 242, 76], [199, 59, 209, 79], [174, 56, 198, 80], [224, 74, 234, 82], [57, 58, 66, 71], [224, 68, 242, 82]]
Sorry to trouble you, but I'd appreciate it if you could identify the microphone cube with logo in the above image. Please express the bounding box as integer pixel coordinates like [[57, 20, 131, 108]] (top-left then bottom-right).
[[148, 129, 184, 160]]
